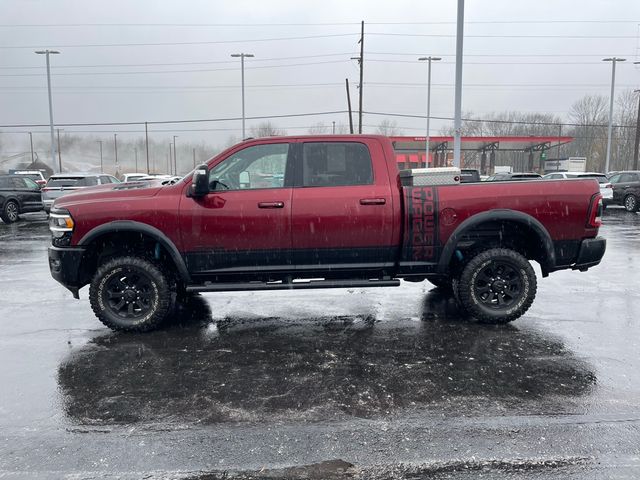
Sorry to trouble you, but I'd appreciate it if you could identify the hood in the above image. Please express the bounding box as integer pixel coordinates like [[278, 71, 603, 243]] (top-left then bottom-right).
[[53, 180, 165, 209]]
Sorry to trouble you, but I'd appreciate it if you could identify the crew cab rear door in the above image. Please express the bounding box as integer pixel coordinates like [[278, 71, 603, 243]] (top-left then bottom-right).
[[290, 140, 395, 270], [179, 142, 293, 277]]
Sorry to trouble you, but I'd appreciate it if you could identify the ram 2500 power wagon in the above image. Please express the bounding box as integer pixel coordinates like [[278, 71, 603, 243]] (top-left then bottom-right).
[[47, 135, 606, 332]]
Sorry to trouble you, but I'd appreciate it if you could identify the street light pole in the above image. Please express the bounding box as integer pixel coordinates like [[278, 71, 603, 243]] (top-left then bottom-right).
[[603, 57, 626, 173], [419, 56, 442, 168], [134, 147, 138, 172], [633, 85, 640, 171], [114, 133, 118, 166], [231, 53, 254, 139], [56, 128, 62, 171], [172, 135, 178, 175], [28, 132, 34, 164], [97, 140, 103, 173], [34, 49, 60, 173], [453, 0, 465, 168]]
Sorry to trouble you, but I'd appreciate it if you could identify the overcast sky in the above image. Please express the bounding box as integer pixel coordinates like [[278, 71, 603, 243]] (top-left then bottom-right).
[[1, 0, 639, 162]]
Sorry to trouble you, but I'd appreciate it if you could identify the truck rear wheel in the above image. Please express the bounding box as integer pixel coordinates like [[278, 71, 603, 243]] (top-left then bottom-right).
[[455, 248, 536, 324], [89, 256, 173, 332]]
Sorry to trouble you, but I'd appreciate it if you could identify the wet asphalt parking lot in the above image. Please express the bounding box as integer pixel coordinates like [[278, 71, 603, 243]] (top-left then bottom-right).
[[0, 208, 639, 479]]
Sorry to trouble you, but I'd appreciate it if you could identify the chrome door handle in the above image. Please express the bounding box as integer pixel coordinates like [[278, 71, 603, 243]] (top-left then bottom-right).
[[258, 201, 284, 209], [360, 198, 386, 205]]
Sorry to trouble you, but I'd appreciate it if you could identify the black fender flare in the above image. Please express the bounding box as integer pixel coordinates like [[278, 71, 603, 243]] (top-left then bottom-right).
[[77, 220, 191, 283], [436, 209, 556, 275]]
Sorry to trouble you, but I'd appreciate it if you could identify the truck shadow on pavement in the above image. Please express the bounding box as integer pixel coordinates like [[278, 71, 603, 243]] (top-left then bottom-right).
[[57, 291, 596, 426]]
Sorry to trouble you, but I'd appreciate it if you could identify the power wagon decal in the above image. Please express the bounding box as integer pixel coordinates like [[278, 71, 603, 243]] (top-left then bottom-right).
[[402, 186, 440, 262]]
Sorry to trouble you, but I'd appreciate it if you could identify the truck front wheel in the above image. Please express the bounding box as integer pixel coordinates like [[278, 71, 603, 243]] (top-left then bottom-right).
[[89, 256, 173, 332], [455, 248, 536, 324]]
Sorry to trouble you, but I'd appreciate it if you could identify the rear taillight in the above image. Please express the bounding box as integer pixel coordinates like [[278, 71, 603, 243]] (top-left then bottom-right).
[[587, 193, 603, 228]]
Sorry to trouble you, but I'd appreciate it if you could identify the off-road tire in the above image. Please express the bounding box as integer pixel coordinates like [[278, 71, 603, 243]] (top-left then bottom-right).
[[1, 200, 19, 223], [455, 248, 536, 324], [89, 256, 173, 332], [624, 194, 638, 212]]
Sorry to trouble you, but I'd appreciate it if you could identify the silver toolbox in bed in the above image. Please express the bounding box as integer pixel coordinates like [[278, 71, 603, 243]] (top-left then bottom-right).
[[399, 167, 462, 186]]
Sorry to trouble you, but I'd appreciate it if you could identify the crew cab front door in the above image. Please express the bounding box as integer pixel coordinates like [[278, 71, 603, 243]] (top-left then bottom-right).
[[179, 142, 293, 278], [290, 140, 395, 271]]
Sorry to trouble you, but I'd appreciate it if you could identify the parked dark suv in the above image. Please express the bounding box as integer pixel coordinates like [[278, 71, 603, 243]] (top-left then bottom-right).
[[606, 171, 640, 212], [0, 175, 44, 223]]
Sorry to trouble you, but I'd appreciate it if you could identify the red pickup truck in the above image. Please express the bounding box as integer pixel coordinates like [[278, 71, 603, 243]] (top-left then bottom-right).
[[47, 135, 605, 332]]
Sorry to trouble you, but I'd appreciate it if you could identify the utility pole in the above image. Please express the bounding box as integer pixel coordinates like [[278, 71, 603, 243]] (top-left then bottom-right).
[[452, 0, 465, 167], [28, 132, 34, 163], [633, 86, 640, 171], [231, 53, 255, 138], [56, 128, 62, 172], [35, 49, 60, 173], [168, 143, 172, 174], [332, 121, 336, 134], [134, 147, 138, 172], [345, 78, 354, 134], [350, 22, 364, 134], [145, 121, 150, 174], [172, 135, 178, 175], [97, 140, 103, 173], [193, 148, 196, 169], [418, 56, 442, 167], [603, 57, 626, 173]]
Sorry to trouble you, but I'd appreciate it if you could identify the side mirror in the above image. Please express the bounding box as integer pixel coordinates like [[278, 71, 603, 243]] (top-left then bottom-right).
[[189, 164, 209, 197]]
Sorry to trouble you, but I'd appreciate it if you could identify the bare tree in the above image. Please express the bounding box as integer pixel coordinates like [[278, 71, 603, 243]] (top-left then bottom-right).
[[567, 94, 608, 171], [375, 119, 402, 136], [613, 89, 639, 171], [249, 121, 286, 138], [307, 122, 329, 134]]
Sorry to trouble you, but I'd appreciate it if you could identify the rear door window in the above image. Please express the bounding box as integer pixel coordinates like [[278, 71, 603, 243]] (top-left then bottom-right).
[[620, 173, 637, 183], [301, 142, 373, 187], [10, 177, 27, 188]]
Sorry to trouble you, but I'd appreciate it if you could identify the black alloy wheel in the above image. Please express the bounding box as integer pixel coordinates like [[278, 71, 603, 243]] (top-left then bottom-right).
[[455, 248, 537, 324], [624, 194, 638, 212], [89, 256, 173, 332], [1, 200, 19, 223]]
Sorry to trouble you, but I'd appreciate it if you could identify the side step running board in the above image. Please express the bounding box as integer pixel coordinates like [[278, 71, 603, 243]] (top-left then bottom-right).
[[186, 278, 400, 293]]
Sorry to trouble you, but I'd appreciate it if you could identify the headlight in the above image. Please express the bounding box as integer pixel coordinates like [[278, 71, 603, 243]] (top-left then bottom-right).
[[49, 211, 75, 239]]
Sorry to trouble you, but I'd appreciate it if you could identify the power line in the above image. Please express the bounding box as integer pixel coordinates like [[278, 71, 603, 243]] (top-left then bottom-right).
[[0, 110, 349, 128], [364, 110, 636, 129], [0, 34, 358, 50], [1, 110, 634, 131], [0, 52, 356, 70], [0, 60, 351, 77], [0, 20, 637, 27], [367, 51, 637, 57], [368, 32, 639, 39]]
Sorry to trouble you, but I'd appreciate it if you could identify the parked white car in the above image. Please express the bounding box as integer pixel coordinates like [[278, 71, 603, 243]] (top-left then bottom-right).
[[542, 172, 613, 201], [121, 173, 149, 183]]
